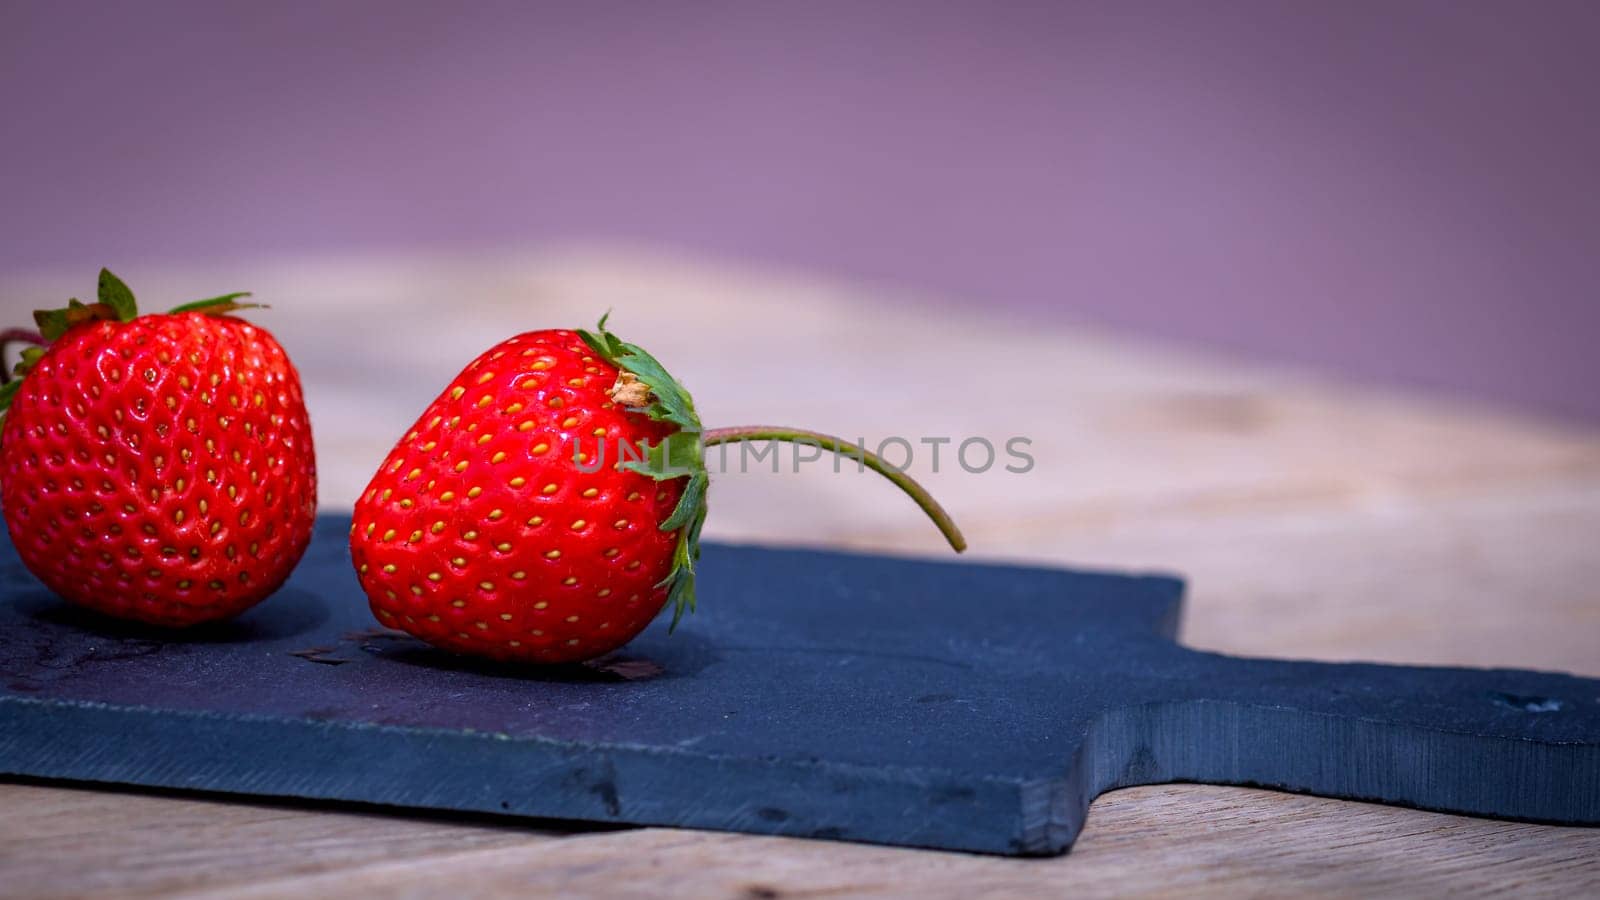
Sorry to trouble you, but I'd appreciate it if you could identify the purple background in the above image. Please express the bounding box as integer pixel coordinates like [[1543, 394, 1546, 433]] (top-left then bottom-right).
[[3, 1, 1597, 420]]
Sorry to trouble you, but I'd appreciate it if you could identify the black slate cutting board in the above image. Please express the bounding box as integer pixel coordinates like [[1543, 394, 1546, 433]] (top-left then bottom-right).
[[1, 515, 1596, 855]]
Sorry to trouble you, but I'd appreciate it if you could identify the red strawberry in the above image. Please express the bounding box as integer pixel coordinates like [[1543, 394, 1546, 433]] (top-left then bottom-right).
[[0, 270, 317, 627], [350, 316, 963, 664]]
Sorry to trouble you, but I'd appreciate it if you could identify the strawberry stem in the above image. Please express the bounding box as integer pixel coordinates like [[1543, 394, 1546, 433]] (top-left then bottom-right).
[[701, 426, 967, 553], [0, 328, 46, 384]]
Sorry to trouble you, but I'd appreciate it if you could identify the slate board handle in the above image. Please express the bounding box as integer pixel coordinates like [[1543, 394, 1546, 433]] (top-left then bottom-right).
[[1089, 649, 1600, 825]]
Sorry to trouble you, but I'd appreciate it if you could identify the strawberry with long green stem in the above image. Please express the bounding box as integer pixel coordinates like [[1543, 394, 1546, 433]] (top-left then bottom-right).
[[350, 316, 964, 664]]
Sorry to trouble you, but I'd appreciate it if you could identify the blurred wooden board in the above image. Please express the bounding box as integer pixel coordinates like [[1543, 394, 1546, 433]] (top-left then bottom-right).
[[2, 246, 1599, 895]]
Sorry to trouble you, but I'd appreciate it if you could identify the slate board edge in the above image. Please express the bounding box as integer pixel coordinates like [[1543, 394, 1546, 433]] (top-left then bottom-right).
[[1077, 697, 1600, 829], [7, 692, 1599, 859], [0, 695, 1065, 856]]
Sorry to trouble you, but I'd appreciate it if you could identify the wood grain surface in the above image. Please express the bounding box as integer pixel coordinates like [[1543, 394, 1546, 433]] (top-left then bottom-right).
[[2, 247, 1597, 897]]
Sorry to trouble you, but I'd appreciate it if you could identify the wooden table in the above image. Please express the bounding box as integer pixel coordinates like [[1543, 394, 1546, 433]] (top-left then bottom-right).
[[3, 248, 1598, 897]]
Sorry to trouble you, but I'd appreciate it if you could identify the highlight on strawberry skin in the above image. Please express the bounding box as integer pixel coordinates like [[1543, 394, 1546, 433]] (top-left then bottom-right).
[[0, 269, 318, 627], [349, 315, 963, 665]]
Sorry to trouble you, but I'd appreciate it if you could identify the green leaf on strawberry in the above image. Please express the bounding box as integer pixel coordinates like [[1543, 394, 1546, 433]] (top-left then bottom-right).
[[577, 315, 709, 629], [96, 268, 139, 321], [31, 268, 141, 341], [169, 292, 266, 316], [577, 313, 702, 434], [34, 298, 112, 341]]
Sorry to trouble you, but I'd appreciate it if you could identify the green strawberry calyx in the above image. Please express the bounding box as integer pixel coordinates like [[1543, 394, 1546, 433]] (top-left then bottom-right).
[[578, 314, 710, 630], [576, 314, 969, 633], [1, 268, 263, 416]]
